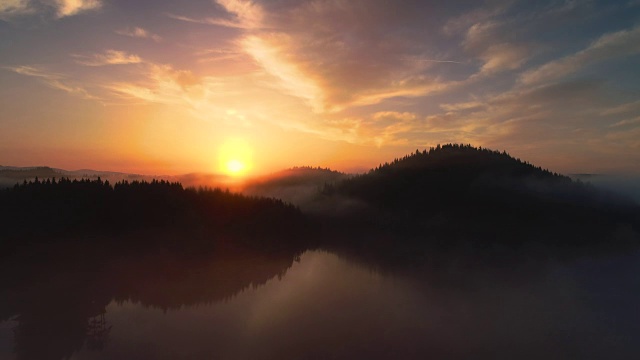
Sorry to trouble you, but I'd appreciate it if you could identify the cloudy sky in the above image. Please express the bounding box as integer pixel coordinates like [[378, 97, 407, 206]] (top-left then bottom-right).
[[1, 0, 639, 175]]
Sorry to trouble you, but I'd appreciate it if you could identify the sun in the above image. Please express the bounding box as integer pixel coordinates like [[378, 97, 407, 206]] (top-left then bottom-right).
[[226, 159, 245, 174], [218, 138, 253, 177]]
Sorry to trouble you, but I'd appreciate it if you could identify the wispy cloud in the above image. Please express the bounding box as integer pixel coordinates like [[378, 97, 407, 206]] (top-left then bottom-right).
[[215, 0, 263, 29], [194, 48, 244, 63], [73, 50, 143, 66], [2, 0, 639, 173], [520, 25, 640, 85], [106, 62, 250, 120], [600, 100, 640, 116], [115, 27, 162, 42], [167, 0, 263, 29], [212, 0, 459, 112], [4, 65, 97, 99], [54, 0, 102, 18], [167, 13, 247, 29], [463, 21, 533, 75], [610, 117, 640, 128], [241, 35, 325, 112], [0, 0, 34, 19], [440, 101, 486, 112], [0, 0, 101, 20], [402, 57, 466, 65]]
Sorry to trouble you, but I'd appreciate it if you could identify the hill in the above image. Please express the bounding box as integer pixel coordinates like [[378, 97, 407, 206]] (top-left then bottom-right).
[[242, 167, 348, 209], [317, 144, 640, 244]]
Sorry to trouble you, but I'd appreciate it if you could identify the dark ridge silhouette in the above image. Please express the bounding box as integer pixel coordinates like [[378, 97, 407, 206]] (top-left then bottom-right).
[[317, 144, 640, 245], [0, 178, 309, 252], [0, 166, 63, 185]]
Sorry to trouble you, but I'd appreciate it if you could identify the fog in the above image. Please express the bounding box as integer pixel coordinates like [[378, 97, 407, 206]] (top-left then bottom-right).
[[572, 174, 640, 204]]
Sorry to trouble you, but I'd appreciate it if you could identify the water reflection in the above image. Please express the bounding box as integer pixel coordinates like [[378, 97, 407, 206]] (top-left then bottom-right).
[[0, 239, 303, 360], [1, 240, 639, 359]]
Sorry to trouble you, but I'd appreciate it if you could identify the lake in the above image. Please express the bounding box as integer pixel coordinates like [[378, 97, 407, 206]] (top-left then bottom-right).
[[1, 245, 639, 360]]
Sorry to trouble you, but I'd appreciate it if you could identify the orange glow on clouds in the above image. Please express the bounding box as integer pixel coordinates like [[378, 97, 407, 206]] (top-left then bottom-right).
[[2, 1, 639, 175]]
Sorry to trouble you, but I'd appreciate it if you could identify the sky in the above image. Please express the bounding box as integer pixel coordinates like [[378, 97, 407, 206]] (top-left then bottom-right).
[[1, 0, 639, 176]]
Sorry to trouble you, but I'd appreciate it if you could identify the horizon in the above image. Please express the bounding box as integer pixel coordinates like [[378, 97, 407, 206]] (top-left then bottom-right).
[[1, 1, 640, 176], [2, 142, 640, 178], [4, 143, 640, 180]]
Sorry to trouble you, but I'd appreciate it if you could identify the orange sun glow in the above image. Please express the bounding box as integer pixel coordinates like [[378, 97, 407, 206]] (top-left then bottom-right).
[[219, 139, 253, 177]]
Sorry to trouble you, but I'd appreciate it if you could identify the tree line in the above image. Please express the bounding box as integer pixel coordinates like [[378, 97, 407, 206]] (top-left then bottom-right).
[[0, 177, 308, 250]]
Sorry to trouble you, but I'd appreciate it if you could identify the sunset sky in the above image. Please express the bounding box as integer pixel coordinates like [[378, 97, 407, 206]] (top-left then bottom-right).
[[1, 0, 639, 176]]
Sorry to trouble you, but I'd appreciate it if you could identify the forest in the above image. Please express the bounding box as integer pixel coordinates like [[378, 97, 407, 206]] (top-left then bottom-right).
[[0, 177, 308, 253], [316, 144, 640, 245], [1, 144, 639, 253]]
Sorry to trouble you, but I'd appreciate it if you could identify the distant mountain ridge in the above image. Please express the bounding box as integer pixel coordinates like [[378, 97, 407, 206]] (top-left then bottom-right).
[[0, 165, 148, 185], [0, 164, 351, 206], [0, 166, 234, 189]]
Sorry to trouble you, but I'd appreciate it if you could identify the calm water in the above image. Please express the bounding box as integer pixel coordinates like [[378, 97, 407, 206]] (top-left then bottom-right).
[[1, 246, 639, 360]]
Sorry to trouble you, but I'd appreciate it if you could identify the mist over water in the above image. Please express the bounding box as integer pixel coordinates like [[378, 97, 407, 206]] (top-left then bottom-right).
[[2, 247, 639, 360], [572, 174, 640, 204]]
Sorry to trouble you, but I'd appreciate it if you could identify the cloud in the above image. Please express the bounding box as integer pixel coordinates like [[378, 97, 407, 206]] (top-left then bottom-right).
[[600, 100, 640, 116], [215, 0, 263, 29], [390, 78, 638, 169], [599, 100, 640, 129], [166, 13, 247, 29], [54, 0, 101, 18], [520, 25, 640, 85], [477, 43, 531, 74], [610, 117, 640, 128], [320, 77, 624, 153], [211, 0, 457, 112], [0, 0, 101, 20], [0, 0, 33, 19], [440, 101, 486, 112], [116, 27, 162, 42], [284, 111, 421, 147], [73, 50, 143, 66], [4, 65, 97, 99], [462, 20, 532, 75], [442, 3, 510, 36], [104, 61, 280, 128], [107, 64, 204, 103], [2, 0, 639, 174], [195, 48, 244, 64], [241, 35, 325, 112], [366, 111, 422, 147], [168, 0, 263, 29]]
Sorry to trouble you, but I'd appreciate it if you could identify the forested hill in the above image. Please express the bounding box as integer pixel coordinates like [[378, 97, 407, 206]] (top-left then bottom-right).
[[0, 178, 307, 250], [370, 144, 561, 177], [242, 167, 348, 208], [319, 144, 639, 241], [327, 144, 574, 204]]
